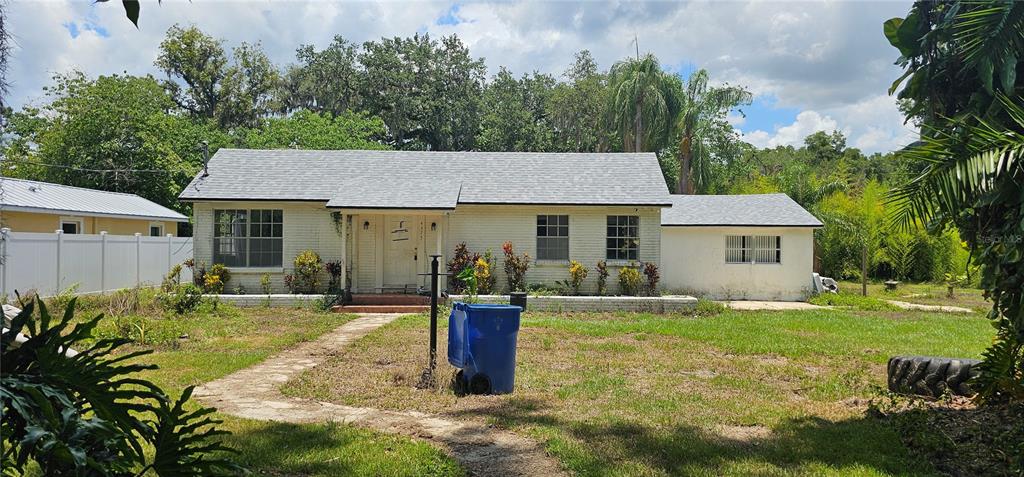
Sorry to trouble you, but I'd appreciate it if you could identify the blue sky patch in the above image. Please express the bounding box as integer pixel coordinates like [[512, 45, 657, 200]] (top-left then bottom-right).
[[63, 21, 80, 39], [436, 4, 463, 26], [63, 20, 109, 39], [735, 95, 799, 134]]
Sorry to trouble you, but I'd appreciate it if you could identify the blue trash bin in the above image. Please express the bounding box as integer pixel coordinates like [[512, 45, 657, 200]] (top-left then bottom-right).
[[447, 302, 521, 394]]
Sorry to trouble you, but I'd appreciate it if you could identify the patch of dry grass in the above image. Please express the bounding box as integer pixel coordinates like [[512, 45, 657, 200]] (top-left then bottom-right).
[[285, 308, 992, 476]]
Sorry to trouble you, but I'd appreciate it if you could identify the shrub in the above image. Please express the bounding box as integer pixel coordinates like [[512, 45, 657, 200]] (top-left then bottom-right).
[[618, 266, 642, 296], [158, 283, 205, 315], [596, 260, 609, 296], [642, 262, 660, 296], [293, 250, 323, 293], [474, 254, 494, 295], [325, 260, 343, 292], [162, 264, 183, 292], [502, 241, 530, 292], [203, 274, 224, 295], [260, 273, 273, 294], [283, 274, 296, 294], [1, 297, 244, 476], [208, 263, 231, 287], [447, 243, 480, 293], [694, 298, 726, 316], [568, 260, 588, 295]]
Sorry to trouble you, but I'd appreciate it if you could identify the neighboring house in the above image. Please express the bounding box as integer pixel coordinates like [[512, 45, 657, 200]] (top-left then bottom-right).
[[660, 193, 823, 301], [0, 178, 188, 236], [179, 149, 670, 294]]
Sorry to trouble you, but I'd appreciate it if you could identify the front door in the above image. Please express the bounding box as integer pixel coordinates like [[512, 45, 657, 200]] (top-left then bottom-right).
[[383, 216, 418, 289]]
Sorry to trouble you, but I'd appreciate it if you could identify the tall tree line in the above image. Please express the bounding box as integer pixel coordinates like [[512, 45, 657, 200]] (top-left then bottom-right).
[[4, 24, 900, 216]]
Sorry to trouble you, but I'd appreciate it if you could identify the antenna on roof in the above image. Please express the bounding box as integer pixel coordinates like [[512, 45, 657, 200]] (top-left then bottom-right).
[[201, 141, 210, 177]]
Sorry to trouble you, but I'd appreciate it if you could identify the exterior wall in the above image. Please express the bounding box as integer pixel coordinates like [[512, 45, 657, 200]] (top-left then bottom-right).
[[450, 294, 697, 313], [0, 210, 178, 236], [192, 201, 343, 293], [660, 226, 816, 301], [447, 204, 662, 294], [191, 201, 663, 295]]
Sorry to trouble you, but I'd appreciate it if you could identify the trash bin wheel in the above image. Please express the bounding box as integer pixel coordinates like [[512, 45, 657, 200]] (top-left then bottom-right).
[[469, 373, 491, 395]]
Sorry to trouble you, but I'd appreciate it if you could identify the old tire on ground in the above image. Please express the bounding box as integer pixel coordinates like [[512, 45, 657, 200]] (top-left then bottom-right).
[[887, 356, 981, 397]]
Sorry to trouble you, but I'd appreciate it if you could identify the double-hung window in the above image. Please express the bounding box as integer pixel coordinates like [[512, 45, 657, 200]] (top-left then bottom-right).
[[213, 209, 283, 267], [536, 215, 569, 260], [606, 215, 639, 260], [726, 235, 781, 264]]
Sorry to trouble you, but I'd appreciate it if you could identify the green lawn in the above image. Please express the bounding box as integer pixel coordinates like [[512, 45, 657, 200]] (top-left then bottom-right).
[[65, 294, 463, 477], [836, 280, 990, 312], [284, 307, 993, 476]]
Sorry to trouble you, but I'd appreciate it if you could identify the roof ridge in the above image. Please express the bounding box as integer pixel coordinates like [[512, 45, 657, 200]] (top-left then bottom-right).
[[0, 177, 145, 198]]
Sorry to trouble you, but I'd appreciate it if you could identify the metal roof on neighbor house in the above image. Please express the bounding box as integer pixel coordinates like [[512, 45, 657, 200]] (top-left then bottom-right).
[[178, 149, 672, 208], [0, 178, 188, 222], [661, 193, 823, 227]]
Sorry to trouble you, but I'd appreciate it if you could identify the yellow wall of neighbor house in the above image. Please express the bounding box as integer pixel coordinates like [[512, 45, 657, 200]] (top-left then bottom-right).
[[0, 210, 178, 236]]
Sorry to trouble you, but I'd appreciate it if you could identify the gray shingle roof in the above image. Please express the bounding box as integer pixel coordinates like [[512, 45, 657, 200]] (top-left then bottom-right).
[[661, 193, 823, 227], [178, 149, 672, 207], [1, 178, 188, 222]]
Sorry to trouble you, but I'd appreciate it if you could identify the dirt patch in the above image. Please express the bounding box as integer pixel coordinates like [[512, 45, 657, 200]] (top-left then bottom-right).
[[715, 424, 772, 443]]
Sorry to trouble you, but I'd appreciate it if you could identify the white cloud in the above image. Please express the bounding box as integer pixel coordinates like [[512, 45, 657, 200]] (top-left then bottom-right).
[[743, 110, 841, 148]]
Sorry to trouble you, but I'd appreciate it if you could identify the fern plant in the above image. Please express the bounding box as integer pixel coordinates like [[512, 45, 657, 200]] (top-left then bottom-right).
[[1, 296, 244, 475]]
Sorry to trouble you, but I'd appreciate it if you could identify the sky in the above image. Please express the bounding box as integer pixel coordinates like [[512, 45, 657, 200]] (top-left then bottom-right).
[[4, 0, 918, 153]]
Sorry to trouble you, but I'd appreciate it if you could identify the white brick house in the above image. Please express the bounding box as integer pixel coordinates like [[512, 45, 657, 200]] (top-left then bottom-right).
[[180, 149, 668, 295]]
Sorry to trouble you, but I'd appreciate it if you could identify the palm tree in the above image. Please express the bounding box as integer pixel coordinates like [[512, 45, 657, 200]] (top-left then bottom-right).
[[606, 54, 679, 152], [674, 69, 751, 194]]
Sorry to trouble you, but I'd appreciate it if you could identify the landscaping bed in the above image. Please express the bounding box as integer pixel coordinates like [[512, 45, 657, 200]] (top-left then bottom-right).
[[284, 307, 992, 476]]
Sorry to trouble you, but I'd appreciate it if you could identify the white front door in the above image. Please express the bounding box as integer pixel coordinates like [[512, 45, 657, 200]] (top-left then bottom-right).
[[383, 216, 418, 288]]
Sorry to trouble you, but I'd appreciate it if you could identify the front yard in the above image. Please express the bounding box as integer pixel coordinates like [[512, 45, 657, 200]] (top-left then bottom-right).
[[283, 307, 993, 476], [65, 293, 463, 477]]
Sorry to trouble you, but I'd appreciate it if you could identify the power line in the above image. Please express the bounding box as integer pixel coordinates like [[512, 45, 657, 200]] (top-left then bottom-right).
[[1, 158, 184, 174]]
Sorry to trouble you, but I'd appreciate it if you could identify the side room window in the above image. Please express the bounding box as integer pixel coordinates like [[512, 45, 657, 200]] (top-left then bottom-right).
[[60, 217, 83, 234], [536, 215, 569, 260], [606, 215, 639, 260], [725, 235, 781, 264], [213, 209, 283, 267], [149, 222, 164, 237]]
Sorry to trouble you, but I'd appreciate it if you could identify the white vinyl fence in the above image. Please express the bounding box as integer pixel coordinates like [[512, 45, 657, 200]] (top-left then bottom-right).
[[0, 228, 193, 298]]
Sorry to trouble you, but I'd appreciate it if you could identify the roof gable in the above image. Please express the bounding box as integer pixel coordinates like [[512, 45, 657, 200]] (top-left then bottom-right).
[[178, 149, 672, 207]]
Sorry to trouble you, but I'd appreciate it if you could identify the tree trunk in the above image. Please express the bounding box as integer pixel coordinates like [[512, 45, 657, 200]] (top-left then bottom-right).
[[677, 135, 693, 194], [861, 245, 868, 296], [634, 106, 643, 152]]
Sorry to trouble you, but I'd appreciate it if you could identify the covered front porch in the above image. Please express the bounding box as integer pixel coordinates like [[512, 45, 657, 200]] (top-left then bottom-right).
[[334, 210, 449, 295]]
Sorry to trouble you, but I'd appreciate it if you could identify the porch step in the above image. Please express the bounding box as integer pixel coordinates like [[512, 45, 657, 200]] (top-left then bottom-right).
[[349, 294, 430, 306], [331, 304, 430, 314]]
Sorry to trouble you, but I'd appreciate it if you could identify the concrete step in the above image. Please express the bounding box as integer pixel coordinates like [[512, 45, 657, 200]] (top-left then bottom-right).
[[332, 305, 430, 314]]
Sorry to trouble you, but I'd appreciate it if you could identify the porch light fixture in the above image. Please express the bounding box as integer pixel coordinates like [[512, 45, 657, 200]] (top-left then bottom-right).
[[431, 222, 437, 231], [363, 221, 370, 230]]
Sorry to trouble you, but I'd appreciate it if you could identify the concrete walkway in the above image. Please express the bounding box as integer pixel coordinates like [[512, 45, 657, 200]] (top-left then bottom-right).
[[721, 300, 826, 311], [885, 300, 974, 314], [194, 313, 566, 477]]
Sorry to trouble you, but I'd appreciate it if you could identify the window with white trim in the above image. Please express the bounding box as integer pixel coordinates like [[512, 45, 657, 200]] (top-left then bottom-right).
[[726, 235, 781, 264], [606, 215, 639, 260], [149, 222, 164, 237], [60, 217, 83, 234], [213, 209, 283, 267], [536, 215, 569, 260]]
